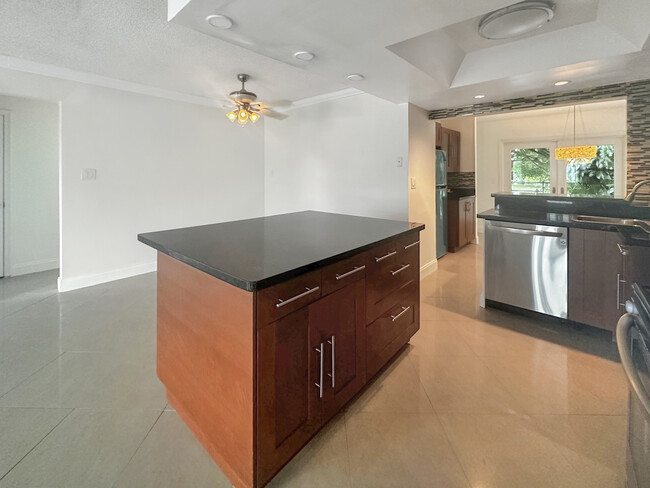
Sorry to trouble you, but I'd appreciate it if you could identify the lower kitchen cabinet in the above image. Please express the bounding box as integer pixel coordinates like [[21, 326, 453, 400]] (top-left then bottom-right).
[[568, 228, 626, 331], [448, 196, 475, 253]]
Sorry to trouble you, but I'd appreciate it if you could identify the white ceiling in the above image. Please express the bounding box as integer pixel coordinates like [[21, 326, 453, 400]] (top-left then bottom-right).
[[1, 0, 650, 110]]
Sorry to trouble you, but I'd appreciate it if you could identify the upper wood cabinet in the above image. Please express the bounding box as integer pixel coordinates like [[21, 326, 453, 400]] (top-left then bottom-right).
[[440, 127, 461, 172], [435, 122, 443, 149]]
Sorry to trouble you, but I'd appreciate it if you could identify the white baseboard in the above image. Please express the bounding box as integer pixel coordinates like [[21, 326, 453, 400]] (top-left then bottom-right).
[[58, 261, 157, 293], [10, 258, 59, 276], [420, 258, 438, 279]]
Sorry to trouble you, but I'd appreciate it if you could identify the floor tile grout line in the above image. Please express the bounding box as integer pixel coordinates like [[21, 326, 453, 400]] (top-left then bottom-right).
[[1, 290, 59, 320], [0, 351, 66, 402], [342, 413, 354, 488], [110, 407, 166, 488], [0, 407, 74, 482]]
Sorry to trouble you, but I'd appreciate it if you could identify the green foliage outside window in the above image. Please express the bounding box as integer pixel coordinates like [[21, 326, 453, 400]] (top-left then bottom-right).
[[566, 145, 614, 196], [511, 148, 550, 194]]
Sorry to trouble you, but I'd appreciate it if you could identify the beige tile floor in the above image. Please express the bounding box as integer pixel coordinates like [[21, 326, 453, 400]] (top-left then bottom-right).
[[0, 243, 629, 487]]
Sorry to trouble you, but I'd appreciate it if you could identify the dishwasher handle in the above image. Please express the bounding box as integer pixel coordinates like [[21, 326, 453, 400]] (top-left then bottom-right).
[[491, 226, 564, 238], [617, 314, 650, 417]]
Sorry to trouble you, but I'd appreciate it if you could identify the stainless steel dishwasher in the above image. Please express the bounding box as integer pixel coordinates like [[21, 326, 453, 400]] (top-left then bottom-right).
[[485, 220, 568, 318]]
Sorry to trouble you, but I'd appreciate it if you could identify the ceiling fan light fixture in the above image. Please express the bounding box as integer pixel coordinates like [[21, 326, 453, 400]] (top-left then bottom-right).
[[249, 111, 260, 123], [226, 110, 237, 122], [205, 14, 233, 29], [478, 1, 554, 40]]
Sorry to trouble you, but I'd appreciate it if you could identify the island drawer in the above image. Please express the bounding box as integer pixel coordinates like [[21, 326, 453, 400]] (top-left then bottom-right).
[[257, 269, 322, 325], [365, 238, 398, 276], [367, 282, 419, 377], [366, 251, 419, 323], [322, 252, 367, 296], [397, 232, 420, 262]]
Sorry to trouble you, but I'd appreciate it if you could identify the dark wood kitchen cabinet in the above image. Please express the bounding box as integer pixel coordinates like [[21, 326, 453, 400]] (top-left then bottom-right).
[[440, 127, 461, 172], [257, 279, 365, 484], [435, 122, 443, 149], [568, 228, 626, 331], [448, 196, 475, 253]]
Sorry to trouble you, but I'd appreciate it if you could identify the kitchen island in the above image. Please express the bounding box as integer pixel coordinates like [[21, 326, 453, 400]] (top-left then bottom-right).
[[138, 211, 424, 488]]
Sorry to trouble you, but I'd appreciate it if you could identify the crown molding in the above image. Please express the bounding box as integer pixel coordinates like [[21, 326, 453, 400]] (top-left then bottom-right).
[[0, 54, 224, 108], [288, 88, 364, 110]]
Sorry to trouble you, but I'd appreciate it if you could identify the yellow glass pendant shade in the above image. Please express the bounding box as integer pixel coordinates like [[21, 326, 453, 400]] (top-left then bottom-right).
[[238, 109, 249, 125], [226, 110, 237, 122], [554, 145, 597, 160], [250, 112, 260, 123]]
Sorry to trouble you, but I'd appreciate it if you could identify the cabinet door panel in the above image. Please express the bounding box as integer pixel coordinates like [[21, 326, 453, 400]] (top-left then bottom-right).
[[257, 307, 322, 485], [568, 229, 623, 331], [309, 280, 366, 420]]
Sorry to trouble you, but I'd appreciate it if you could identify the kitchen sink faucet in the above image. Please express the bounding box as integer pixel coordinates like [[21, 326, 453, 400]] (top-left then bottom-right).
[[625, 180, 650, 203]]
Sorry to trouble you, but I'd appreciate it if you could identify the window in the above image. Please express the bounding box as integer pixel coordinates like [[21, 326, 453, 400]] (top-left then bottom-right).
[[504, 138, 625, 197]]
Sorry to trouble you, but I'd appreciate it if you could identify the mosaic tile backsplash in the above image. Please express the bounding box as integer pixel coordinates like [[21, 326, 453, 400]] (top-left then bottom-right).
[[429, 79, 650, 201], [448, 172, 475, 189]]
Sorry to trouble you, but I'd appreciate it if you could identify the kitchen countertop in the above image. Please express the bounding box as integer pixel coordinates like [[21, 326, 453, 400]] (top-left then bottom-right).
[[447, 188, 475, 199], [478, 208, 650, 246], [138, 210, 424, 291]]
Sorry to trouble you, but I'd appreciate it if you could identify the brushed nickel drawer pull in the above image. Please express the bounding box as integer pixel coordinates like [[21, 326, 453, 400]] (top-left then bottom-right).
[[276, 286, 320, 308], [404, 240, 420, 250], [391, 306, 410, 322], [390, 263, 410, 276], [335, 265, 366, 280], [315, 343, 324, 398], [374, 250, 397, 262], [327, 335, 335, 388]]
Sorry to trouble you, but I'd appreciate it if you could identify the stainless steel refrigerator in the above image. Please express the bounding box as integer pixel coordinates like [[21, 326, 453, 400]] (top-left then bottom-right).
[[435, 149, 448, 259]]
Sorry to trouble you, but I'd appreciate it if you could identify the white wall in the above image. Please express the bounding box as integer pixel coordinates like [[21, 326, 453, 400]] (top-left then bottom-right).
[[408, 104, 437, 276], [0, 68, 265, 291], [0, 95, 59, 276], [440, 116, 475, 173], [476, 100, 627, 226], [264, 93, 409, 221]]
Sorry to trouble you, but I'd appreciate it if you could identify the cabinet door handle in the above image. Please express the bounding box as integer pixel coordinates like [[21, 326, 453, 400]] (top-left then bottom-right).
[[276, 286, 320, 308], [617, 243, 629, 256], [327, 336, 335, 388], [404, 240, 420, 250], [617, 273, 627, 310], [374, 250, 397, 262], [335, 265, 365, 280], [390, 263, 410, 275], [315, 343, 324, 398], [391, 306, 410, 322]]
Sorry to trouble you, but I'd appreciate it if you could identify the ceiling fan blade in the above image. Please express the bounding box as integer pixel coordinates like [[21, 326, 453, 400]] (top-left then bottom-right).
[[259, 107, 288, 120]]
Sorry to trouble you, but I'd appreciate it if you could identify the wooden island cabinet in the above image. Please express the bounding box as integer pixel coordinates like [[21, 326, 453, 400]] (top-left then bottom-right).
[[139, 211, 423, 488]]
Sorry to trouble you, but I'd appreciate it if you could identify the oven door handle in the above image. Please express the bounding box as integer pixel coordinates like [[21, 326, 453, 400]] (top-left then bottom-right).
[[617, 313, 650, 417]]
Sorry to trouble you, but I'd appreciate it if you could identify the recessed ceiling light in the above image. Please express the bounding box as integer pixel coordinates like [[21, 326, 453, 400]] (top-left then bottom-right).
[[294, 51, 315, 61], [205, 14, 233, 29], [479, 1, 554, 40], [346, 74, 365, 81], [554, 80, 571, 86], [474, 95, 485, 99]]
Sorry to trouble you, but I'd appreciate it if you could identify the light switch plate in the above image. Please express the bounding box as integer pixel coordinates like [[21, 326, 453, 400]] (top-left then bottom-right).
[[82, 168, 97, 181]]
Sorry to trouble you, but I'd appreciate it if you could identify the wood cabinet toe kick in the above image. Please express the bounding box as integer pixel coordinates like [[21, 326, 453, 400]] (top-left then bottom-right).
[[155, 230, 422, 488]]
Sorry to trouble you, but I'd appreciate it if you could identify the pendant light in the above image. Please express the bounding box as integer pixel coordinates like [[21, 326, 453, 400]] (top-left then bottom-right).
[[554, 105, 597, 160]]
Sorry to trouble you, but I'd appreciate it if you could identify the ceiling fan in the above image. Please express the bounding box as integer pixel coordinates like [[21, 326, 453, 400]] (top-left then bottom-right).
[[225, 74, 287, 125]]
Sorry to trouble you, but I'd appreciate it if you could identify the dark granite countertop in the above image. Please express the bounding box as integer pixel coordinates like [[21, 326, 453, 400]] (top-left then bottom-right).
[[477, 208, 650, 247], [138, 211, 424, 291], [447, 188, 475, 199]]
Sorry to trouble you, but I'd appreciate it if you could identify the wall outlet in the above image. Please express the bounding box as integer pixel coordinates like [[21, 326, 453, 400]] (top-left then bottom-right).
[[82, 168, 97, 181], [396, 157, 403, 167], [410, 177, 416, 189]]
